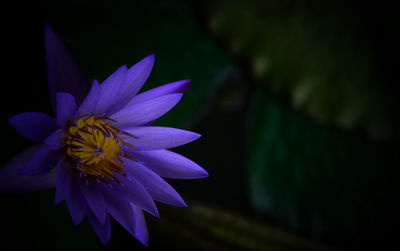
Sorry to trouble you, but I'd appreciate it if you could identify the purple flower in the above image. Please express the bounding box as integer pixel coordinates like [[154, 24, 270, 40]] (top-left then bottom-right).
[[1, 24, 207, 245]]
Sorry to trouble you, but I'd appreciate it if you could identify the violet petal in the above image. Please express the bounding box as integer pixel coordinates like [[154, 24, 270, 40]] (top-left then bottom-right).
[[76, 80, 101, 118], [85, 207, 111, 245], [56, 92, 77, 128], [94, 65, 127, 115], [0, 145, 57, 194], [127, 149, 208, 179], [116, 173, 159, 218], [130, 204, 149, 246], [44, 129, 65, 150], [85, 208, 111, 245], [122, 126, 200, 150], [110, 93, 182, 129], [101, 185, 137, 237], [20, 144, 62, 175], [9, 112, 58, 142], [45, 24, 89, 111], [54, 158, 73, 204], [66, 173, 86, 225], [123, 158, 186, 207], [107, 54, 155, 114], [79, 180, 107, 224], [127, 79, 190, 106]]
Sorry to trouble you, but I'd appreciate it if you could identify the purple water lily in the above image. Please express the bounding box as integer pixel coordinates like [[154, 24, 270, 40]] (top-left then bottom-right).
[[0, 24, 207, 245]]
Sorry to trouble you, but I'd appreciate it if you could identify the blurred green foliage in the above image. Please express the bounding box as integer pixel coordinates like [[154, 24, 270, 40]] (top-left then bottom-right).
[[198, 0, 399, 140], [146, 202, 340, 251], [247, 89, 398, 244], [196, 0, 400, 248]]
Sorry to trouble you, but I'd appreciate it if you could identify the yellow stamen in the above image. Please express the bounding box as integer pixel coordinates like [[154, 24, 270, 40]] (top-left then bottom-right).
[[65, 114, 133, 182]]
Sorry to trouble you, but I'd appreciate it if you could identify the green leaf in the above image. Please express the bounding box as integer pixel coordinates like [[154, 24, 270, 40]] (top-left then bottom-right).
[[198, 0, 399, 139], [247, 88, 399, 243]]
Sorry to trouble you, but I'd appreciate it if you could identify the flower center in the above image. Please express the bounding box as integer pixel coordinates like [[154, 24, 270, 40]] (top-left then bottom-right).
[[66, 114, 127, 182]]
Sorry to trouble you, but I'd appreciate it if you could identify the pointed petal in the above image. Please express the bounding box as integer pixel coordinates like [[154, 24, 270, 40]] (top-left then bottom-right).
[[66, 174, 86, 225], [76, 80, 101, 117], [44, 129, 65, 150], [131, 205, 148, 246], [94, 65, 127, 115], [45, 24, 90, 111], [127, 149, 208, 179], [127, 80, 190, 106], [56, 92, 77, 128], [86, 207, 111, 245], [54, 159, 73, 204], [0, 145, 57, 194], [80, 180, 107, 224], [20, 144, 62, 175], [124, 158, 186, 207], [9, 112, 58, 142], [101, 185, 137, 236], [110, 93, 183, 129], [122, 126, 200, 150], [123, 54, 155, 95], [107, 54, 155, 114], [117, 174, 159, 218]]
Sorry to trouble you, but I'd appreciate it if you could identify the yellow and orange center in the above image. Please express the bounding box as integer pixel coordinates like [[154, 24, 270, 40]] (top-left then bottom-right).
[[65, 114, 132, 182]]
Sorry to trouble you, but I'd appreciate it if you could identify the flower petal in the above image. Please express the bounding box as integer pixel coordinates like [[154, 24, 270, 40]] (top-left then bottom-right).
[[101, 185, 137, 237], [56, 92, 77, 128], [123, 54, 155, 95], [94, 65, 127, 115], [85, 207, 111, 245], [76, 80, 101, 118], [20, 145, 62, 175], [110, 93, 183, 129], [66, 174, 86, 225], [127, 80, 190, 106], [45, 24, 90, 111], [44, 129, 65, 150], [107, 54, 155, 114], [127, 149, 208, 179], [123, 158, 186, 207], [9, 112, 58, 142], [122, 126, 200, 150], [117, 174, 159, 218], [54, 159, 73, 204], [0, 145, 57, 194], [79, 180, 107, 224], [130, 205, 148, 246]]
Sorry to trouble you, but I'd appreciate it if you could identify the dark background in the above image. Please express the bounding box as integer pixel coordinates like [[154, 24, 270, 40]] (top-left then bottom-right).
[[1, 0, 399, 250]]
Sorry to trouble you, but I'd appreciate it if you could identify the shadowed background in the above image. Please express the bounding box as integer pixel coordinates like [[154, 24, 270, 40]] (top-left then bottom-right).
[[1, 0, 399, 250]]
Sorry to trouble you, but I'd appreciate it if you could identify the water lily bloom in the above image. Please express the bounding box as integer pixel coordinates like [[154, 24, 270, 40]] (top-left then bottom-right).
[[1, 24, 208, 245]]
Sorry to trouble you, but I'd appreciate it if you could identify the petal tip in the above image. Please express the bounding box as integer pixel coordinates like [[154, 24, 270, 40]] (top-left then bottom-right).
[[136, 236, 149, 247], [8, 115, 17, 126], [137, 53, 155, 67], [192, 166, 209, 179], [44, 23, 54, 36], [54, 197, 63, 205], [178, 199, 187, 208], [99, 235, 111, 245], [147, 53, 155, 60], [200, 169, 209, 178], [192, 132, 201, 140], [150, 206, 160, 218], [180, 80, 191, 92], [143, 53, 155, 68]]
